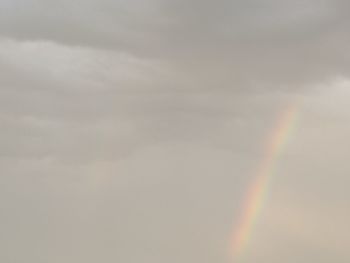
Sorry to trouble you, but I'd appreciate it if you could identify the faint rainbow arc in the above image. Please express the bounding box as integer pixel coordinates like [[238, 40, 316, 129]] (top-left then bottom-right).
[[230, 103, 299, 261]]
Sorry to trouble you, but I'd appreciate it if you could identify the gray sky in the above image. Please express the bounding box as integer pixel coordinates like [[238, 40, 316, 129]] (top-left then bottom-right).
[[0, 1, 350, 262]]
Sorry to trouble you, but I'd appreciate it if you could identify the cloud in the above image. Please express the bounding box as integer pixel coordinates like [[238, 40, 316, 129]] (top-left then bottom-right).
[[0, 1, 350, 262], [1, 0, 350, 89], [0, 37, 279, 164]]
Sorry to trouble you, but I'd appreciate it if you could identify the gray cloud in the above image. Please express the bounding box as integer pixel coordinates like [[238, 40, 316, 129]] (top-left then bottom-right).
[[1, 0, 350, 88], [0, 1, 350, 263]]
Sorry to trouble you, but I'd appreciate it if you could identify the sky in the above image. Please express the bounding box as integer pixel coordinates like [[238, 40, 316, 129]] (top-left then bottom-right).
[[0, 1, 350, 262]]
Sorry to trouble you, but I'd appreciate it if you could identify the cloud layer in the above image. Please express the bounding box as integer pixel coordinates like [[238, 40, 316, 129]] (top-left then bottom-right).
[[0, 1, 350, 262]]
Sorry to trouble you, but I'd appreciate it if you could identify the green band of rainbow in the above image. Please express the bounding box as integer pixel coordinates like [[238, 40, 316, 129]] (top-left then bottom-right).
[[230, 103, 299, 261]]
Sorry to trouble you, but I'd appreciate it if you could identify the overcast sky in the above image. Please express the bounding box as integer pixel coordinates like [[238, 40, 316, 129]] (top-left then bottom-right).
[[1, 1, 350, 262]]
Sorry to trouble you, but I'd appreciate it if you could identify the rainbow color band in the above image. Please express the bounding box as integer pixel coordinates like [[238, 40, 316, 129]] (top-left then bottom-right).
[[230, 103, 299, 261]]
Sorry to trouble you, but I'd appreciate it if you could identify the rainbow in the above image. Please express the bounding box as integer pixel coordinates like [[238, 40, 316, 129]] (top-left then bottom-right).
[[230, 103, 299, 261]]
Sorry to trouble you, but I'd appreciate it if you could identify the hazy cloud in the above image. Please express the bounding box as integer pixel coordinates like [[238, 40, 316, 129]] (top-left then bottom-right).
[[0, 1, 349, 262]]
